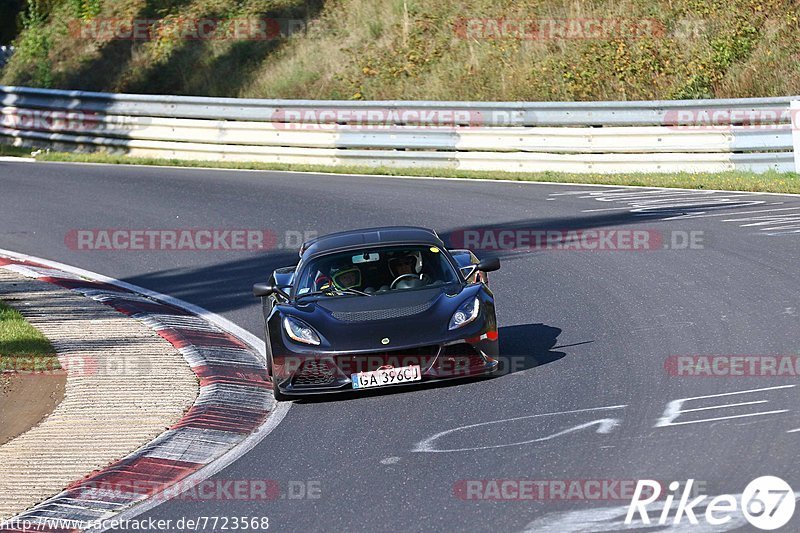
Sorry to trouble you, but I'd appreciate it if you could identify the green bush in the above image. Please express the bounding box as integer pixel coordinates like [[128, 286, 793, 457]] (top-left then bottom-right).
[[1, 0, 798, 100], [13, 0, 54, 87]]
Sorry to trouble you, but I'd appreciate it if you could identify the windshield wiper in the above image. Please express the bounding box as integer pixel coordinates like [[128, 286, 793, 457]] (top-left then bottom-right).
[[342, 287, 372, 296], [295, 286, 372, 300]]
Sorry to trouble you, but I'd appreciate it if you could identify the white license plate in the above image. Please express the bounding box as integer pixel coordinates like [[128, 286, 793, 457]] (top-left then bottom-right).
[[351, 365, 422, 389]]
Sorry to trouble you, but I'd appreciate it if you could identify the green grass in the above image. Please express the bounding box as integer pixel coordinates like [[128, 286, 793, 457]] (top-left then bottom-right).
[[0, 144, 35, 157], [29, 149, 800, 194], [0, 301, 58, 375]]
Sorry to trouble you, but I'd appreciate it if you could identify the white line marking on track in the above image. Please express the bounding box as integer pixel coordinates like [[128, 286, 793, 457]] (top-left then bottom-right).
[[654, 385, 795, 428], [549, 188, 800, 235], [412, 405, 626, 453], [655, 410, 789, 427], [663, 206, 800, 220], [674, 384, 796, 400], [679, 400, 769, 413]]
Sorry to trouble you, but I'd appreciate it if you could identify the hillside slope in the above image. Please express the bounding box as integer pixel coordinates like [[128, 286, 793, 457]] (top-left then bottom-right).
[[2, 0, 799, 101]]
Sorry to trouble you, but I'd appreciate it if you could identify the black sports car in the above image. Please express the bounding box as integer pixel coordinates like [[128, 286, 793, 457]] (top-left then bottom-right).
[[253, 226, 500, 400]]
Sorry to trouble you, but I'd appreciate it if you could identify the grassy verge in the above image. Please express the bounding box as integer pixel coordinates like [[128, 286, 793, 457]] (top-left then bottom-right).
[[0, 299, 64, 446], [28, 149, 800, 195], [0, 144, 36, 157], [0, 301, 58, 378]]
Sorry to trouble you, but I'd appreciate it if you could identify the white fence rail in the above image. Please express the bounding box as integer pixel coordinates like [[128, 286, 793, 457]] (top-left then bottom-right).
[[1, 86, 798, 174]]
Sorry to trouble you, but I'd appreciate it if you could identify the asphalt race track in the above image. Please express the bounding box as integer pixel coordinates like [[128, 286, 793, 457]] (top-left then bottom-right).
[[2, 160, 800, 532]]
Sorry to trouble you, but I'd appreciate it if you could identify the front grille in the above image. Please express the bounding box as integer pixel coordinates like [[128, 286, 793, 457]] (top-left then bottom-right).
[[335, 345, 440, 374], [293, 359, 337, 386], [331, 301, 434, 322]]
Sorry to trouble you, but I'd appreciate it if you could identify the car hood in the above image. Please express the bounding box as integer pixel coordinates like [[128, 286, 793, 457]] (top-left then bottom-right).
[[282, 285, 483, 352]]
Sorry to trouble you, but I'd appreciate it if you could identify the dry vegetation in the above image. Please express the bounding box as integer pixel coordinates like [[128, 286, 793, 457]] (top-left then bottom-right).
[[2, 0, 799, 101]]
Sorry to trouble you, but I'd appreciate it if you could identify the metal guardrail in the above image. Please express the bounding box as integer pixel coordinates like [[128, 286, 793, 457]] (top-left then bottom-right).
[[1, 85, 798, 174]]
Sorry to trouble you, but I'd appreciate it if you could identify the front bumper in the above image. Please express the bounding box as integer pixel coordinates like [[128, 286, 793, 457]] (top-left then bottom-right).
[[272, 338, 499, 396]]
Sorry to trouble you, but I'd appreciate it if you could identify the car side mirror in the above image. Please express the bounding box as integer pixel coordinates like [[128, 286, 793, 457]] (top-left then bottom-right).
[[476, 257, 500, 272], [254, 282, 291, 301], [253, 282, 275, 297]]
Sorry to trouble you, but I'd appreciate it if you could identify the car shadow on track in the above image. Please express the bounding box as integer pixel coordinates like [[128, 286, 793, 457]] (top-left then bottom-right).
[[293, 322, 569, 404], [495, 323, 569, 375]]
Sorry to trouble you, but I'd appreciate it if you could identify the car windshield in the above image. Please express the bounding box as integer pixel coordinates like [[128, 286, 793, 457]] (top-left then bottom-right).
[[295, 245, 459, 298]]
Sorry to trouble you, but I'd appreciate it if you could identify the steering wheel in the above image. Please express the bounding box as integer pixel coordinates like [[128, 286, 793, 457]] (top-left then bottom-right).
[[390, 273, 419, 289]]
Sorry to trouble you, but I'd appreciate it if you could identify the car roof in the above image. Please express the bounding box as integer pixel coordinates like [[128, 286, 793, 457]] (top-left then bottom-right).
[[300, 226, 444, 258]]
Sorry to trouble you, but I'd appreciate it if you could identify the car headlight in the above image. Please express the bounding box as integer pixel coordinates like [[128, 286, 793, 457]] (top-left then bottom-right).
[[449, 297, 480, 330], [283, 316, 321, 345]]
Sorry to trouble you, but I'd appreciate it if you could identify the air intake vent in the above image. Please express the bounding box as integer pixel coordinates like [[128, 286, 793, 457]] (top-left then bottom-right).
[[293, 359, 337, 386], [331, 300, 434, 322]]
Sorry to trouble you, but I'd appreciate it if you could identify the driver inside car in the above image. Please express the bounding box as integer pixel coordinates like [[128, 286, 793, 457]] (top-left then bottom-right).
[[387, 252, 430, 289], [314, 263, 362, 294], [330, 264, 362, 291]]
